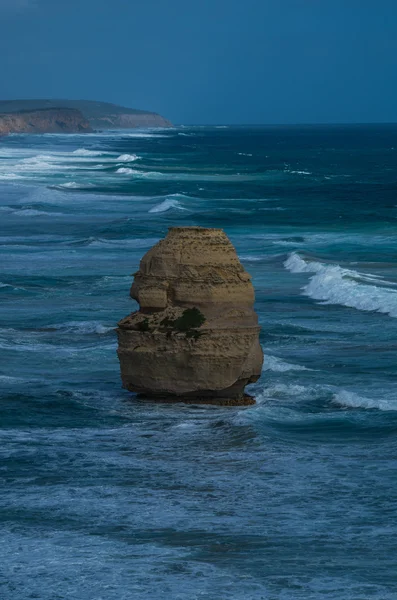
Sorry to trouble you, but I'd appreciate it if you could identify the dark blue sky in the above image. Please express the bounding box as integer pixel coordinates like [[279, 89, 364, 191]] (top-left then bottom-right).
[[1, 0, 397, 124]]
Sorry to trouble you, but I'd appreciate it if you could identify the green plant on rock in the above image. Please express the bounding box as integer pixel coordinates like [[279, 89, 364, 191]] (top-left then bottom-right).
[[173, 307, 206, 332], [136, 318, 150, 332], [160, 307, 205, 340]]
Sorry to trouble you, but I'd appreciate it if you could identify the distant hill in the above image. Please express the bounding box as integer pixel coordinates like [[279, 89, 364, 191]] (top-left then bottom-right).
[[0, 100, 172, 129], [0, 107, 92, 136]]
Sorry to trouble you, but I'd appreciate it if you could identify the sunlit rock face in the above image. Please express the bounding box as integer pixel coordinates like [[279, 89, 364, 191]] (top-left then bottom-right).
[[117, 227, 263, 405]]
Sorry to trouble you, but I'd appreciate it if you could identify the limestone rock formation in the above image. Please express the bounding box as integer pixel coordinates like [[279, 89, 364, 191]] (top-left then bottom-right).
[[117, 227, 263, 405], [0, 108, 92, 136]]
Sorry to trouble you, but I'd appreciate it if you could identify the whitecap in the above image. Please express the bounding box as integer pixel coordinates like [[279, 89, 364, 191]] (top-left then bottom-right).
[[124, 132, 168, 138], [13, 208, 64, 217], [49, 321, 115, 335], [262, 354, 310, 372], [72, 149, 104, 156], [287, 170, 312, 175], [0, 375, 25, 383], [117, 153, 140, 162], [87, 236, 159, 249], [332, 390, 397, 411], [116, 167, 134, 174], [284, 252, 397, 317], [149, 198, 186, 213], [56, 182, 95, 189]]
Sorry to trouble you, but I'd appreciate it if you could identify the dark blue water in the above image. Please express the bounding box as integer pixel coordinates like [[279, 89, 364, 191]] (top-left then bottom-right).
[[1, 126, 397, 599]]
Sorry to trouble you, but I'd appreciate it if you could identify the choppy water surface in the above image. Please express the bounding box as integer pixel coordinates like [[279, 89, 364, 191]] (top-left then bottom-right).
[[1, 126, 397, 599]]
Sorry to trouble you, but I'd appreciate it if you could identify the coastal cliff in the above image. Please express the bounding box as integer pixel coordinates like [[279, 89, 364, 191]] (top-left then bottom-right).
[[117, 227, 263, 405], [0, 100, 172, 130], [0, 108, 92, 136]]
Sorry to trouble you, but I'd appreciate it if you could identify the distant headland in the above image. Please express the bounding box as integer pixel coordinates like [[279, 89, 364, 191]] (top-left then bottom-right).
[[0, 99, 172, 135]]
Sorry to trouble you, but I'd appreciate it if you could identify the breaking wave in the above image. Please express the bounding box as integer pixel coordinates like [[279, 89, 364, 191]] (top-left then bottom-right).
[[262, 354, 310, 372], [149, 198, 186, 213], [86, 236, 160, 249], [72, 149, 104, 156], [332, 390, 397, 411], [55, 182, 96, 190], [117, 154, 140, 162], [284, 253, 397, 317], [116, 167, 134, 174], [49, 321, 115, 335]]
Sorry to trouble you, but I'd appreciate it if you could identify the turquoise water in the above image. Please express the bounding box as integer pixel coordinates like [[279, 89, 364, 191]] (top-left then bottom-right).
[[1, 125, 397, 599]]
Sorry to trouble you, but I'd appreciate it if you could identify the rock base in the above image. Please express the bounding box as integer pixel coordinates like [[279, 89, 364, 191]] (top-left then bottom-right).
[[137, 393, 256, 406]]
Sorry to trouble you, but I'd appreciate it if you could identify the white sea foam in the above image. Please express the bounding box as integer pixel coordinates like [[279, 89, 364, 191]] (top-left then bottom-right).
[[51, 321, 115, 335], [116, 167, 135, 174], [124, 132, 168, 138], [0, 173, 22, 180], [73, 149, 104, 156], [117, 153, 140, 162], [149, 198, 186, 213], [238, 152, 253, 156], [284, 252, 397, 317], [254, 383, 319, 403], [56, 182, 95, 189], [87, 236, 159, 249], [13, 208, 64, 217], [332, 390, 397, 411], [262, 354, 310, 372], [288, 170, 312, 175], [0, 375, 26, 384]]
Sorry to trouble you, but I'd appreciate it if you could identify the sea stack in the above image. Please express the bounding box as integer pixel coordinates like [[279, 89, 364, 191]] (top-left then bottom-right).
[[117, 227, 263, 405]]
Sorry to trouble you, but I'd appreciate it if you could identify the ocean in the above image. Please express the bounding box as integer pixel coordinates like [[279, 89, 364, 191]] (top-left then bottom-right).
[[1, 125, 397, 599]]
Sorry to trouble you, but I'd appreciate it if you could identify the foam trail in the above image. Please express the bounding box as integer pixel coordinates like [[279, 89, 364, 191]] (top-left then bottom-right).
[[284, 253, 397, 317]]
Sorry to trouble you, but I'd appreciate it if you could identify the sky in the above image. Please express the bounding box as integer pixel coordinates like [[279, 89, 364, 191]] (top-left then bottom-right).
[[1, 0, 397, 124]]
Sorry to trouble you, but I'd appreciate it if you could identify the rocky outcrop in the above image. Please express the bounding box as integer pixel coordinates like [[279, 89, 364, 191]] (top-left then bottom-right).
[[117, 227, 263, 405], [0, 108, 92, 136], [0, 100, 172, 129]]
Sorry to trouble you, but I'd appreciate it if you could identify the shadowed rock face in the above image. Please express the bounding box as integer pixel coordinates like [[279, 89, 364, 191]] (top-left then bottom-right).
[[117, 227, 263, 405]]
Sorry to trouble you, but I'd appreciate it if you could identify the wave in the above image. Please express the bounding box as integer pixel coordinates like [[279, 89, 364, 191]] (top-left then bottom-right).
[[284, 252, 397, 317], [149, 198, 186, 213], [332, 390, 397, 411], [124, 132, 168, 138], [49, 321, 115, 335], [286, 170, 312, 175], [55, 182, 96, 190], [0, 281, 24, 291], [0, 375, 26, 384], [262, 354, 310, 372], [12, 208, 64, 217], [86, 236, 160, 249], [117, 154, 140, 162], [72, 149, 104, 156], [0, 173, 23, 180], [116, 167, 134, 174]]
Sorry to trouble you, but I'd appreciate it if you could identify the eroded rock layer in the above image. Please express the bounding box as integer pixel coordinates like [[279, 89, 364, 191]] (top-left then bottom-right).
[[117, 227, 263, 405]]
